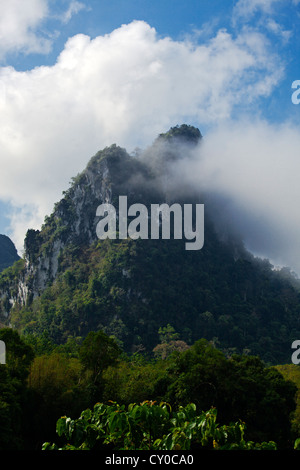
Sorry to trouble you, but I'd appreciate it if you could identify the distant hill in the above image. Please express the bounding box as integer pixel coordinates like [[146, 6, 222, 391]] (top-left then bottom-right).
[[1, 125, 300, 364], [0, 234, 20, 272]]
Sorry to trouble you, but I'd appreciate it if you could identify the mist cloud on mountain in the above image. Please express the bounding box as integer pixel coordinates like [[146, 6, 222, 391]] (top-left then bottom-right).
[[170, 119, 300, 275]]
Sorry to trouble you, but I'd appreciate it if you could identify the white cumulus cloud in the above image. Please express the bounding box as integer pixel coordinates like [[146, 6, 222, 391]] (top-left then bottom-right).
[[0, 0, 51, 59]]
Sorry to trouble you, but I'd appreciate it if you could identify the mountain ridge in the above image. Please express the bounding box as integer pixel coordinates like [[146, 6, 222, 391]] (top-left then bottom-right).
[[0, 234, 20, 272]]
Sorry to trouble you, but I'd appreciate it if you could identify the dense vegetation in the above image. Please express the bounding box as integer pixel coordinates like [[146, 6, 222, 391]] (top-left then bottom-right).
[[1, 125, 300, 451], [6, 231, 300, 365], [42, 402, 277, 450], [0, 326, 300, 451]]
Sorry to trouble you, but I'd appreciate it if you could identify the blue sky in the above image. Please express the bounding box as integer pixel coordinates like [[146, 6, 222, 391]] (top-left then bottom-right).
[[0, 0, 300, 272]]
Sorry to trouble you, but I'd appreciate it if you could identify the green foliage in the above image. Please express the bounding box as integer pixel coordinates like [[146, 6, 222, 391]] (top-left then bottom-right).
[[158, 124, 202, 145], [294, 438, 300, 449], [42, 400, 277, 451], [158, 324, 179, 343], [24, 229, 41, 263], [28, 353, 84, 404], [79, 330, 121, 381], [10, 230, 300, 364], [275, 364, 300, 437], [153, 324, 190, 359], [5, 185, 300, 365], [0, 328, 35, 450], [26, 351, 91, 446], [0, 328, 34, 380], [0, 326, 298, 451], [0, 258, 25, 306], [164, 339, 297, 448], [101, 357, 169, 405]]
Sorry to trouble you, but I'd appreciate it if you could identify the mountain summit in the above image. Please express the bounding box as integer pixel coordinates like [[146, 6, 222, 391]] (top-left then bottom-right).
[[0, 125, 299, 364]]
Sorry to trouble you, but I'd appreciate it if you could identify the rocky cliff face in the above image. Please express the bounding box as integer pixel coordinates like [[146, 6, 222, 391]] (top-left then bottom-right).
[[0, 149, 116, 317], [16, 146, 143, 305], [22, 148, 116, 300]]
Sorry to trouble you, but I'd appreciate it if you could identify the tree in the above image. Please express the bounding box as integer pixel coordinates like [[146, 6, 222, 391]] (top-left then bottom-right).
[[153, 324, 190, 360], [273, 364, 300, 437], [28, 353, 85, 409], [0, 327, 34, 380], [27, 352, 90, 448], [79, 330, 121, 383], [102, 357, 169, 405]]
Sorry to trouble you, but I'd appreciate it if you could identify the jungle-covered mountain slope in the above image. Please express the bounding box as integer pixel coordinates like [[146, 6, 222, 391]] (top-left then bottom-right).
[[0, 234, 20, 272], [0, 125, 300, 364]]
